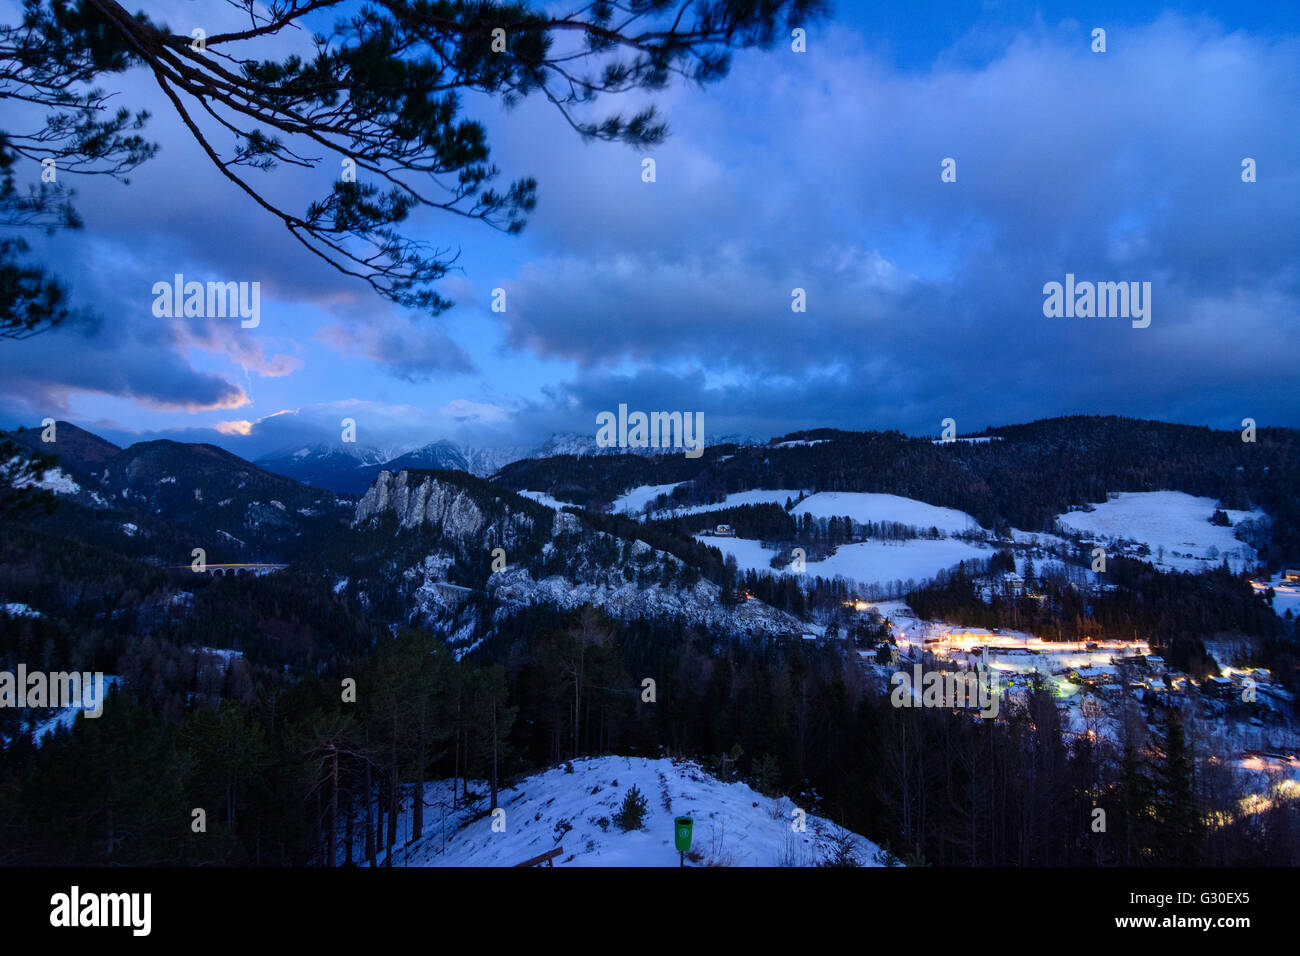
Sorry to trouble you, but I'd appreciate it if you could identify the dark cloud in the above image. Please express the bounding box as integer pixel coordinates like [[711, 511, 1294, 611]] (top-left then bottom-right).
[[482, 16, 1299, 432], [1, 8, 1295, 442]]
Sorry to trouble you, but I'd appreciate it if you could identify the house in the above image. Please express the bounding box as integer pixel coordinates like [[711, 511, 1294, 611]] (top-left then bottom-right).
[[1206, 675, 1236, 699], [1283, 569, 1300, 582], [714, 524, 736, 537]]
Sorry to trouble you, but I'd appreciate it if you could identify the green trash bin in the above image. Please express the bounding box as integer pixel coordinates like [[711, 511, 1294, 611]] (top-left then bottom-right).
[[674, 816, 694, 853]]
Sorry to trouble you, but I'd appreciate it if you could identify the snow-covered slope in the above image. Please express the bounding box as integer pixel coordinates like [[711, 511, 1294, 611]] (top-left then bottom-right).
[[0, 676, 121, 748], [626, 488, 983, 533], [353, 470, 806, 641], [4, 457, 81, 495], [1253, 572, 1300, 619], [364, 756, 886, 867], [612, 482, 689, 515], [622, 487, 805, 519], [700, 534, 990, 591], [792, 492, 981, 532], [488, 548, 807, 637], [1054, 491, 1262, 572], [516, 489, 580, 510]]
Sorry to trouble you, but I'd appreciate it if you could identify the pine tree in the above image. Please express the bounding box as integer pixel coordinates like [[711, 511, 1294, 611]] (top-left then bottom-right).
[[614, 784, 649, 832], [1152, 709, 1200, 865]]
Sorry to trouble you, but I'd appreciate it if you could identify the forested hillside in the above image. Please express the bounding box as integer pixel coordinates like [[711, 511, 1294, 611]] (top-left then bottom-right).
[[497, 417, 1300, 565]]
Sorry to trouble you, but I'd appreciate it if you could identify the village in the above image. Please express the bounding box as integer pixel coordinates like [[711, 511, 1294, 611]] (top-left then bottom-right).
[[844, 594, 1300, 806]]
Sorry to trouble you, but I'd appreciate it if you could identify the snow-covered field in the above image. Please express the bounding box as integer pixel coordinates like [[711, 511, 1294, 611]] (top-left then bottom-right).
[[1055, 491, 1261, 572], [618, 486, 806, 519], [358, 756, 885, 867], [517, 489, 579, 511], [1253, 573, 1300, 619], [792, 492, 981, 533], [621, 486, 986, 535], [699, 534, 989, 590], [611, 482, 689, 515]]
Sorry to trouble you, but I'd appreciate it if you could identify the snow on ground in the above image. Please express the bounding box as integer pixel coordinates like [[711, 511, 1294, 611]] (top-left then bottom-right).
[[517, 489, 580, 511], [2, 602, 41, 618], [1013, 553, 1101, 588], [878, 602, 1149, 678], [1010, 528, 1071, 549], [773, 439, 830, 448], [792, 492, 981, 533], [1253, 573, 1300, 619], [7, 461, 80, 495], [359, 756, 886, 867], [1054, 491, 1261, 573], [694, 536, 777, 573], [612, 482, 685, 515], [635, 489, 985, 536], [930, 436, 1003, 444], [801, 539, 989, 588], [628, 487, 806, 519], [637, 488, 981, 531], [25, 676, 121, 747], [698, 534, 989, 590], [195, 647, 243, 663]]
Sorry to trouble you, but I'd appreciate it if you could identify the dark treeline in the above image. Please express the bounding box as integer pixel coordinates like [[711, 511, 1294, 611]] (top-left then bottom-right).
[[6, 594, 1298, 866], [1, 612, 512, 867], [654, 502, 797, 539]]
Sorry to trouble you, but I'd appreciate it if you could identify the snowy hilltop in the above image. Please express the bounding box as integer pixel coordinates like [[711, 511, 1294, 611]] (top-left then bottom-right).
[[355, 756, 887, 867]]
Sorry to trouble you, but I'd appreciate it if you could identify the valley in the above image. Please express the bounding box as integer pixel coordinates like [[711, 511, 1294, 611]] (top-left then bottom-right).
[[1, 415, 1297, 867]]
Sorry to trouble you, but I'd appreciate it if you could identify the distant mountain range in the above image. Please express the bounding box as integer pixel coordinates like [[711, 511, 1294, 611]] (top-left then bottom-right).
[[2, 421, 348, 563], [255, 432, 763, 494], [256, 440, 472, 494]]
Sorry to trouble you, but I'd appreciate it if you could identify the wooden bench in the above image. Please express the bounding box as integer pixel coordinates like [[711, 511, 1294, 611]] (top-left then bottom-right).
[[513, 845, 564, 867]]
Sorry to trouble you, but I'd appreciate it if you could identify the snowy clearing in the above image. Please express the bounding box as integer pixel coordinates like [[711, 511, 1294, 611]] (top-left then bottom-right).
[[517, 489, 580, 511], [792, 492, 981, 533], [1253, 573, 1300, 619], [358, 756, 886, 867], [698, 534, 990, 590], [1055, 491, 1261, 572]]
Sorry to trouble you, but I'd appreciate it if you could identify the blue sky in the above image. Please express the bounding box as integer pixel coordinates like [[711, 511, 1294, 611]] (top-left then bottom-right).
[[1, 0, 1296, 457]]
